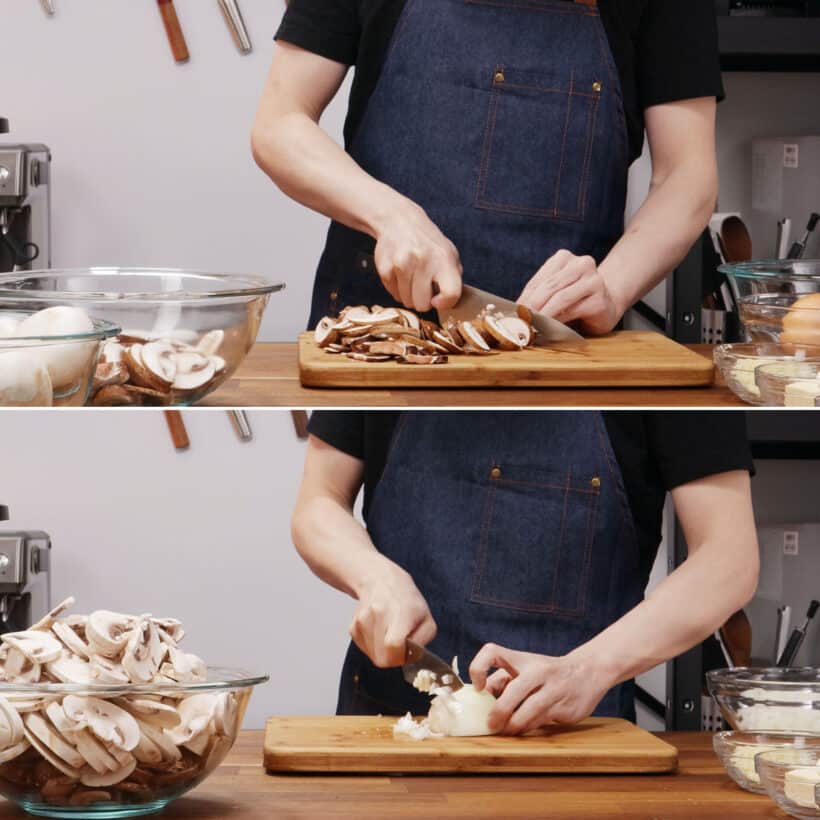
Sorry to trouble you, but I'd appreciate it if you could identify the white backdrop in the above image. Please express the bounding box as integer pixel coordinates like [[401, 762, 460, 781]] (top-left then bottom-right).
[[0, 409, 353, 729], [2, 0, 344, 342]]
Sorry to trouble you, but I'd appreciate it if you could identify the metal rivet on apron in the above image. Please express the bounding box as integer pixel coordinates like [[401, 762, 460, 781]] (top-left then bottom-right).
[[490, 466, 502, 479], [590, 476, 601, 488], [329, 290, 338, 301], [494, 70, 505, 85], [352, 674, 359, 685], [592, 81, 602, 93], [360, 259, 369, 270]]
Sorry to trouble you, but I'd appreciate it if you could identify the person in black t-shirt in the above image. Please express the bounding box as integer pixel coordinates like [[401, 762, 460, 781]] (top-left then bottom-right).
[[291, 411, 759, 731], [253, 1, 723, 333]]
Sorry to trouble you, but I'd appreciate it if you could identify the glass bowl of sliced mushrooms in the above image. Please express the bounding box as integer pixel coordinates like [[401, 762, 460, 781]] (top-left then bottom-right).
[[0, 269, 285, 407], [0, 598, 268, 818]]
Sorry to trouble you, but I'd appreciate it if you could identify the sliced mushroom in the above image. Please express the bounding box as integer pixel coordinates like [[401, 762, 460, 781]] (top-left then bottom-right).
[[121, 618, 165, 683], [482, 314, 531, 350], [92, 385, 139, 407], [46, 654, 93, 685], [140, 341, 178, 387], [431, 329, 465, 354], [342, 306, 375, 325], [69, 788, 113, 806], [457, 321, 491, 352], [5, 647, 41, 683], [345, 353, 393, 363], [51, 622, 91, 660], [314, 317, 338, 348], [80, 757, 136, 788], [0, 695, 25, 749], [366, 309, 401, 326], [41, 775, 78, 800], [212, 693, 238, 738], [23, 712, 85, 770], [71, 728, 120, 775], [86, 611, 134, 658], [91, 361, 129, 395], [152, 618, 185, 645], [62, 696, 140, 753], [89, 655, 130, 685], [165, 694, 219, 753], [0, 738, 30, 764], [30, 597, 76, 631], [99, 340, 125, 365], [21, 721, 80, 780], [124, 344, 170, 393], [1, 630, 64, 665], [45, 702, 80, 746], [119, 698, 180, 730], [135, 718, 181, 764], [172, 352, 215, 392], [160, 648, 207, 683], [395, 309, 421, 331], [195, 330, 224, 357]]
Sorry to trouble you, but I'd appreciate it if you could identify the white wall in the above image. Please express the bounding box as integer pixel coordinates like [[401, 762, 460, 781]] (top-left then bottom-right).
[[0, 410, 353, 729], [2, 0, 347, 342]]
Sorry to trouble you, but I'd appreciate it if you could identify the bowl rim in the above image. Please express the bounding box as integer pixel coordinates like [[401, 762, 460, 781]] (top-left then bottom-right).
[[720, 260, 820, 281], [0, 666, 269, 695], [0, 314, 121, 345], [755, 747, 820, 768], [755, 361, 820, 380], [0, 268, 286, 303], [715, 342, 820, 361], [715, 730, 820, 746], [707, 667, 820, 689]]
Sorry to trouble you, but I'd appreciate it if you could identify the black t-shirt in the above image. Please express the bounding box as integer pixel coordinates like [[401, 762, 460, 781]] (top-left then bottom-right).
[[308, 411, 753, 576], [276, 0, 724, 163]]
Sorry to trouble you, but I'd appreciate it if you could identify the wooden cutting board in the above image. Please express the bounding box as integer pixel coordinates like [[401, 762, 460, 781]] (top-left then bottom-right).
[[298, 331, 714, 389], [264, 717, 679, 774]]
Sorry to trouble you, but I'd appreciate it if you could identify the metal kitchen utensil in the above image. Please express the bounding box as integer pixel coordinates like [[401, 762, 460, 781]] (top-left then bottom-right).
[[229, 410, 253, 441], [777, 600, 819, 667], [157, 0, 190, 64], [787, 212, 819, 260], [438, 284, 585, 346], [39, 0, 55, 16], [218, 0, 252, 54], [403, 641, 464, 692]]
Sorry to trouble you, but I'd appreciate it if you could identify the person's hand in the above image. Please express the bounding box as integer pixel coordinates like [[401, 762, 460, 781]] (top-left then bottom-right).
[[350, 556, 437, 668], [469, 644, 613, 735], [518, 250, 621, 336], [373, 200, 463, 313]]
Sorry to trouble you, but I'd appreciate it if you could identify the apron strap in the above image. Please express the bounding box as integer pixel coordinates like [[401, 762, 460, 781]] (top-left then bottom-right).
[[574, 0, 597, 6]]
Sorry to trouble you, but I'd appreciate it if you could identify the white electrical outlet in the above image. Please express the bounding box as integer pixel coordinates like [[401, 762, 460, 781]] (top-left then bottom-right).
[[783, 531, 800, 556]]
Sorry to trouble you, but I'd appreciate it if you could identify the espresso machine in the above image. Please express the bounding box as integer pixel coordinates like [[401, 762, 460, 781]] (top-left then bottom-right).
[[0, 117, 51, 273], [0, 504, 52, 633]]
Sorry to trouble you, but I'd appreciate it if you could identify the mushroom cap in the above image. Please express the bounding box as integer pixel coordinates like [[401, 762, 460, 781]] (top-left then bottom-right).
[[62, 696, 140, 753], [23, 711, 86, 770], [86, 611, 134, 658], [122, 618, 165, 684], [1, 630, 63, 665]]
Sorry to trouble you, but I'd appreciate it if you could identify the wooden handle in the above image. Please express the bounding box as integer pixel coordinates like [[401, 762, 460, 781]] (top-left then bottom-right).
[[164, 410, 190, 451], [157, 0, 190, 64], [291, 410, 309, 440]]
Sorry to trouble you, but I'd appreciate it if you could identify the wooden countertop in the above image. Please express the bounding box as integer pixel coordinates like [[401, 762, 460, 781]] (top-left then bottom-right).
[[203, 344, 745, 408], [63, 731, 771, 819]]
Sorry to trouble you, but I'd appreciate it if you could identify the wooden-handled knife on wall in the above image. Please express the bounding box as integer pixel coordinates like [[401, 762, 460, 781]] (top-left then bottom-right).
[[157, 0, 190, 64]]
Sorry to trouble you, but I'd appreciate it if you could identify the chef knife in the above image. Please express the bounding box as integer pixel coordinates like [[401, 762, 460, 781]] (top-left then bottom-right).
[[403, 641, 464, 692], [438, 284, 585, 346]]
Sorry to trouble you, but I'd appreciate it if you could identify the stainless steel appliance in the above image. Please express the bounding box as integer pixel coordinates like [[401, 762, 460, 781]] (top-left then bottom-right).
[[0, 121, 51, 274], [0, 505, 52, 633]]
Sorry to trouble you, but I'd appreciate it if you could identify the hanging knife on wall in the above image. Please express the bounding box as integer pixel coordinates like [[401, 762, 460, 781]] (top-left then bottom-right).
[[218, 0, 252, 54], [157, 0, 190, 64]]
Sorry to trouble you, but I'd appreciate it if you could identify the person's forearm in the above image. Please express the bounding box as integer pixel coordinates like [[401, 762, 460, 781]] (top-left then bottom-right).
[[291, 493, 394, 600], [252, 111, 412, 240], [570, 536, 757, 686], [599, 160, 718, 317]]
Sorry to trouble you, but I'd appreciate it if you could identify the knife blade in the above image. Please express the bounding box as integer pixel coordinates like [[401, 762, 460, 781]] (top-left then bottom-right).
[[403, 641, 464, 692], [438, 284, 585, 346]]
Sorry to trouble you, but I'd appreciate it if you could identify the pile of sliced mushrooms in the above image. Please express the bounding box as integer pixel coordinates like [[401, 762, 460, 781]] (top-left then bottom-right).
[[0, 598, 242, 808], [91, 330, 227, 406], [314, 304, 538, 365]]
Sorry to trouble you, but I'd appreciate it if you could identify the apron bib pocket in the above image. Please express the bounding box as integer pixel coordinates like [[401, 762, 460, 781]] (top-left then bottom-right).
[[476, 66, 600, 222], [470, 465, 600, 616]]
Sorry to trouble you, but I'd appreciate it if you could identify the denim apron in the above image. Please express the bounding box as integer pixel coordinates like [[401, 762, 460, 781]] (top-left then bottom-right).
[[308, 0, 630, 328], [338, 412, 648, 721]]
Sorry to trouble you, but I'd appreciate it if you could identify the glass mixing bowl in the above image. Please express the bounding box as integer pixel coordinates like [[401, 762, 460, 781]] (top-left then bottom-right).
[[0, 668, 268, 818], [720, 260, 820, 344], [713, 731, 820, 794], [707, 668, 820, 734], [0, 269, 285, 406], [756, 748, 820, 819], [0, 310, 120, 407], [755, 361, 820, 407]]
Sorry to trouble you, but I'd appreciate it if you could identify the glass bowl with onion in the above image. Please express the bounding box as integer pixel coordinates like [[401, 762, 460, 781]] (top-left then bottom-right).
[[720, 260, 820, 345], [0, 269, 285, 407], [706, 668, 820, 734], [0, 309, 120, 407]]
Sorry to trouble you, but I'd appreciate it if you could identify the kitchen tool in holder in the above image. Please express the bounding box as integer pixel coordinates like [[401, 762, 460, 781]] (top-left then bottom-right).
[[218, 0, 252, 54], [229, 410, 253, 441], [39, 0, 55, 15], [787, 212, 820, 260], [157, 0, 190, 64], [777, 600, 819, 666]]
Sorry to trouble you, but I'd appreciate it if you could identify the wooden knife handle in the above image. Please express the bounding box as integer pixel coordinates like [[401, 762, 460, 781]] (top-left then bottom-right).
[[164, 410, 190, 451], [157, 0, 190, 64]]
